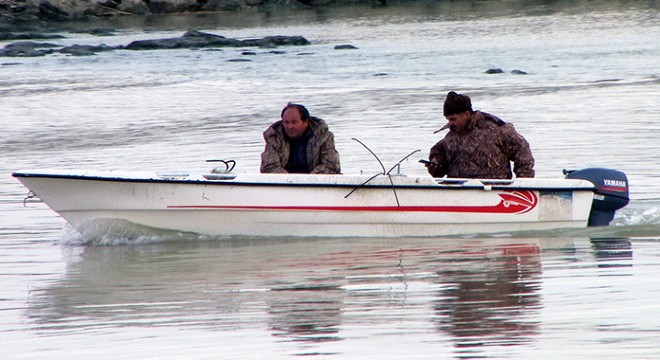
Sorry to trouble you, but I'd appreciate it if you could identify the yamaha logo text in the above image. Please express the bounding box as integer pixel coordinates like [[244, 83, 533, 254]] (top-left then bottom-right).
[[604, 179, 627, 188]]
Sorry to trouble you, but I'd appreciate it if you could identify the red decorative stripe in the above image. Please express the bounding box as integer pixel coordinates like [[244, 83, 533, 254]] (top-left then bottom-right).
[[167, 190, 538, 215], [598, 186, 627, 192]]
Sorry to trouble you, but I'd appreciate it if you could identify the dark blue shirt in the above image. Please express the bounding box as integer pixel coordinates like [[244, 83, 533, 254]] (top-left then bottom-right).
[[285, 128, 312, 173]]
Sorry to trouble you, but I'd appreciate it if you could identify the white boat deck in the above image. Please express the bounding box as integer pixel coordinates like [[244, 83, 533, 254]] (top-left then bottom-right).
[[13, 169, 596, 191]]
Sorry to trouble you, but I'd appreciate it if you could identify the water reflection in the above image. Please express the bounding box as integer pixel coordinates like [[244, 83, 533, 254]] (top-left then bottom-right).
[[590, 237, 633, 268], [267, 284, 344, 343], [24, 236, 634, 355], [433, 243, 542, 350]]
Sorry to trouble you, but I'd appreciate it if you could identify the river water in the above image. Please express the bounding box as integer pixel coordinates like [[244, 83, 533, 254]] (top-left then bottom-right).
[[1, 1, 659, 358]]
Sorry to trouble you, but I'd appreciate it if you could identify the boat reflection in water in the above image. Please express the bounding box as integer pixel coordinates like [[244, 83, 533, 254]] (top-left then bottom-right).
[[24, 235, 633, 355], [267, 281, 344, 344], [432, 242, 543, 349], [590, 237, 633, 268]]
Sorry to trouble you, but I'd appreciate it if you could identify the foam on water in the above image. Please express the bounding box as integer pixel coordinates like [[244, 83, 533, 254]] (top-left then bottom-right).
[[616, 206, 660, 226], [58, 221, 221, 246]]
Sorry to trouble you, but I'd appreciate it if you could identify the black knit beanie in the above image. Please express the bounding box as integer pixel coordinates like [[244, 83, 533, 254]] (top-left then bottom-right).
[[443, 91, 472, 116]]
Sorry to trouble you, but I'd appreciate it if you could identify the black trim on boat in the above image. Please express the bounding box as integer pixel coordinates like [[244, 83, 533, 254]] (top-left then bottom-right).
[[11, 172, 596, 192]]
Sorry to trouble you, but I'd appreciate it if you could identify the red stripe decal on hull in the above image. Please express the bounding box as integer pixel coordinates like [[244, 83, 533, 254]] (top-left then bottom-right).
[[168, 190, 538, 215]]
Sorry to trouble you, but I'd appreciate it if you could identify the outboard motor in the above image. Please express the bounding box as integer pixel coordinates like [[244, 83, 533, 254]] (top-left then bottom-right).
[[564, 168, 630, 226]]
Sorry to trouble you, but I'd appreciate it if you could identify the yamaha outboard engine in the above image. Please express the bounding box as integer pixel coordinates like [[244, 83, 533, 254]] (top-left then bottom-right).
[[564, 168, 629, 226]]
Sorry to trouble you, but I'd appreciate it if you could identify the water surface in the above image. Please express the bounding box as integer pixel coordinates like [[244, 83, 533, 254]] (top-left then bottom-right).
[[1, 1, 659, 358]]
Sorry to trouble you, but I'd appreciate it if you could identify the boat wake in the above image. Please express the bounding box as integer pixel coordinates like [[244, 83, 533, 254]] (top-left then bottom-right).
[[54, 201, 658, 246], [57, 216, 660, 247], [615, 206, 660, 226], [59, 220, 214, 246]]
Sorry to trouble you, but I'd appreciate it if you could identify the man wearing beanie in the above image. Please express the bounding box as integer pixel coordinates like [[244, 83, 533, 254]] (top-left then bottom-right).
[[424, 91, 535, 179]]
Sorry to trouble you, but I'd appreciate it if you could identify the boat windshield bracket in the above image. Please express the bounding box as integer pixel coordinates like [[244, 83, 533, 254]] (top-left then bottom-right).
[[435, 175, 517, 189], [22, 191, 41, 207], [207, 159, 236, 174]]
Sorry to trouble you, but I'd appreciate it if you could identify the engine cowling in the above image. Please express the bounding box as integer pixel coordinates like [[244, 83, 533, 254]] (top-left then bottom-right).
[[564, 168, 630, 226]]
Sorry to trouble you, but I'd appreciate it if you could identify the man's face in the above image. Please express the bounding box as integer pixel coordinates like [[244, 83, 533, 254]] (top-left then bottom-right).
[[282, 108, 309, 139], [444, 111, 471, 132]]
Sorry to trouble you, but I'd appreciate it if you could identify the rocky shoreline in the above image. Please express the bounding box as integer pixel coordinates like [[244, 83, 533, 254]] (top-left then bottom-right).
[[0, 29, 525, 75], [0, 0, 383, 25], [0, 0, 529, 75], [0, 29, 312, 57]]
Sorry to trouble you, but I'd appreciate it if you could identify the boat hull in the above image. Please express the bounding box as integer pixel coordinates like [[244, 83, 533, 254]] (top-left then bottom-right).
[[13, 170, 597, 238]]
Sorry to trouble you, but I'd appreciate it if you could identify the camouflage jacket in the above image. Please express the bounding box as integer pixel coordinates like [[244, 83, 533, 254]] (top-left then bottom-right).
[[427, 111, 535, 179], [260, 116, 341, 174]]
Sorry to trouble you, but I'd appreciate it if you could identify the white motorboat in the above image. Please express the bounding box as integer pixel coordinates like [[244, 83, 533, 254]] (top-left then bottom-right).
[[12, 167, 629, 238]]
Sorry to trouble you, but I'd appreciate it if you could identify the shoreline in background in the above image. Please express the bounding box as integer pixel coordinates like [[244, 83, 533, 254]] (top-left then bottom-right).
[[2, 0, 657, 32]]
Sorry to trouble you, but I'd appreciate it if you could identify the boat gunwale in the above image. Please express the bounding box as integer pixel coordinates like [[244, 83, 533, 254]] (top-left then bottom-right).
[[12, 171, 597, 192]]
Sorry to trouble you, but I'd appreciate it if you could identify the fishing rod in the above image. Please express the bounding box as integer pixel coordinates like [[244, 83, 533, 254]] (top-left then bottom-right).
[[345, 138, 420, 206]]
